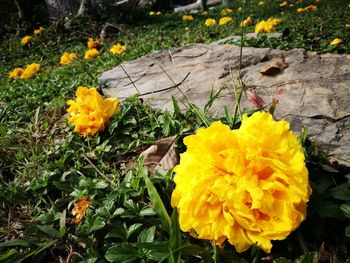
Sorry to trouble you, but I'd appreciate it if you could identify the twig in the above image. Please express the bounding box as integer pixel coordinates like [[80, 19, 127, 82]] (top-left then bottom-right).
[[120, 63, 141, 95], [83, 154, 113, 185]]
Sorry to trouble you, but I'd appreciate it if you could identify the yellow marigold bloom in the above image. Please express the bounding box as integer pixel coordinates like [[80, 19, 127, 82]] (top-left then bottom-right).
[[219, 16, 233, 26], [237, 6, 242, 11], [34, 26, 44, 35], [110, 43, 126, 55], [172, 111, 311, 253], [8, 67, 24, 79], [330, 38, 343, 46], [297, 7, 305, 12], [258, 1, 265, 5], [21, 35, 32, 45], [149, 11, 155, 16], [280, 1, 288, 7], [221, 8, 233, 16], [66, 86, 119, 137], [304, 4, 317, 10], [255, 18, 281, 33], [84, 48, 99, 60], [71, 196, 91, 224], [205, 18, 216, 27], [87, 37, 100, 49], [182, 15, 194, 21], [156, 11, 161, 15], [240, 16, 253, 27], [20, 63, 40, 79], [59, 52, 77, 65]]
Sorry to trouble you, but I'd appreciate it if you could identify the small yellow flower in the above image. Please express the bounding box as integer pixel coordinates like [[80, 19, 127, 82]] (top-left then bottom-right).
[[205, 18, 216, 27], [221, 8, 233, 16], [110, 43, 126, 55], [219, 16, 233, 26], [60, 52, 77, 65], [279, 1, 288, 7], [237, 6, 242, 11], [84, 48, 99, 60], [297, 7, 305, 12], [149, 11, 155, 16], [156, 11, 161, 15], [20, 63, 40, 79], [182, 14, 194, 21], [346, 24, 350, 28], [21, 35, 32, 46], [66, 86, 120, 137], [255, 18, 281, 33], [8, 68, 24, 79], [304, 4, 317, 10], [185, 27, 189, 31], [330, 38, 343, 46], [87, 38, 100, 49], [34, 26, 44, 35], [240, 16, 253, 27], [258, 1, 265, 5], [71, 196, 91, 224]]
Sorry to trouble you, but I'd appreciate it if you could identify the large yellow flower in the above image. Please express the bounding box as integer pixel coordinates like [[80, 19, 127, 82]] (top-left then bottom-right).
[[66, 87, 119, 137], [20, 63, 40, 79], [84, 48, 99, 60], [59, 52, 78, 65], [110, 43, 126, 55], [219, 16, 233, 26], [172, 111, 311, 253], [255, 18, 281, 33]]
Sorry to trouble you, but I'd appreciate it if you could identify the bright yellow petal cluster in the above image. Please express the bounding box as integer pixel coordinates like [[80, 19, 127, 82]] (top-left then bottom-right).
[[84, 48, 99, 60], [182, 15, 194, 21], [205, 18, 216, 27], [221, 8, 233, 16], [110, 43, 126, 55], [8, 68, 24, 79], [172, 111, 311, 253], [66, 86, 120, 137], [20, 63, 41, 79], [280, 1, 288, 7], [219, 16, 233, 26], [255, 18, 281, 33], [60, 52, 78, 65], [149, 11, 155, 16], [258, 1, 265, 5], [87, 37, 100, 49], [34, 26, 44, 35], [21, 35, 32, 45], [330, 38, 343, 46]]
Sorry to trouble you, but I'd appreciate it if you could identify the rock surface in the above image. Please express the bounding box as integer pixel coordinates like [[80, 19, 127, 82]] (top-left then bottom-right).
[[100, 44, 350, 167]]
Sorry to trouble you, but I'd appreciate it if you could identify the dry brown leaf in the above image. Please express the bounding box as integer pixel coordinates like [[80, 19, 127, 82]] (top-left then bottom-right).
[[141, 135, 179, 173], [260, 58, 287, 75]]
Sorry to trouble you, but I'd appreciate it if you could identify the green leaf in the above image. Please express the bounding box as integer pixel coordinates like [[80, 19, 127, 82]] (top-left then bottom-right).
[[36, 225, 63, 238], [105, 244, 139, 263], [126, 223, 143, 239], [139, 207, 156, 216], [138, 226, 156, 243], [0, 249, 16, 261], [89, 216, 106, 232], [341, 203, 350, 218], [274, 252, 319, 263], [172, 96, 181, 118], [139, 159, 171, 231], [168, 209, 181, 263]]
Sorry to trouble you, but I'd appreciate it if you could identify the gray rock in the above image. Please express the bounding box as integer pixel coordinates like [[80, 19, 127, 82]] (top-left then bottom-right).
[[100, 44, 350, 167]]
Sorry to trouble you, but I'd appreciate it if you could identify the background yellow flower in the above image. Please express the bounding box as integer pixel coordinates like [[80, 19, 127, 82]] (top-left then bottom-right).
[[182, 15, 194, 21], [8, 68, 24, 79], [172, 112, 311, 253], [87, 37, 101, 49], [71, 196, 91, 224], [219, 16, 233, 26], [84, 48, 99, 59], [59, 52, 77, 65], [21, 35, 32, 45], [20, 63, 40, 79], [34, 26, 44, 35], [66, 86, 119, 137], [204, 18, 216, 27], [330, 38, 343, 46], [110, 43, 126, 55]]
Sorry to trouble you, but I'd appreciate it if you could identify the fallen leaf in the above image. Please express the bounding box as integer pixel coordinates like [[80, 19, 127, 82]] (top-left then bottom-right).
[[260, 58, 287, 75], [141, 135, 179, 173]]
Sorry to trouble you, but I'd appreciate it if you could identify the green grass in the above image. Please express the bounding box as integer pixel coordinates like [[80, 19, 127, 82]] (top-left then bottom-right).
[[1, 0, 350, 262]]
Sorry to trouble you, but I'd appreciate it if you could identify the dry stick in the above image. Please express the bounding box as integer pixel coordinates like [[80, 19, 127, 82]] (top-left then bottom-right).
[[120, 63, 141, 95], [83, 154, 113, 185]]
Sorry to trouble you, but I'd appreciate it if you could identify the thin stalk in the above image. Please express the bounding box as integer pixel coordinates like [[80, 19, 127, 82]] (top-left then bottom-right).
[[120, 63, 141, 95]]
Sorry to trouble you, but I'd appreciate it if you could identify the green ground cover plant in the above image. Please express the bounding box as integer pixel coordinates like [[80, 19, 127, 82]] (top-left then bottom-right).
[[1, 0, 350, 262]]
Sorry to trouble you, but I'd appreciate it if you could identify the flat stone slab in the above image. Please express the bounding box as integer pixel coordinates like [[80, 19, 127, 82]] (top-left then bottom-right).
[[100, 44, 350, 167]]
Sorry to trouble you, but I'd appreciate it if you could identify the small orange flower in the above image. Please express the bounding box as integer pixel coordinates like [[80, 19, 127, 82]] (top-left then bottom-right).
[[87, 38, 101, 49], [21, 36, 32, 46], [71, 196, 91, 224]]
